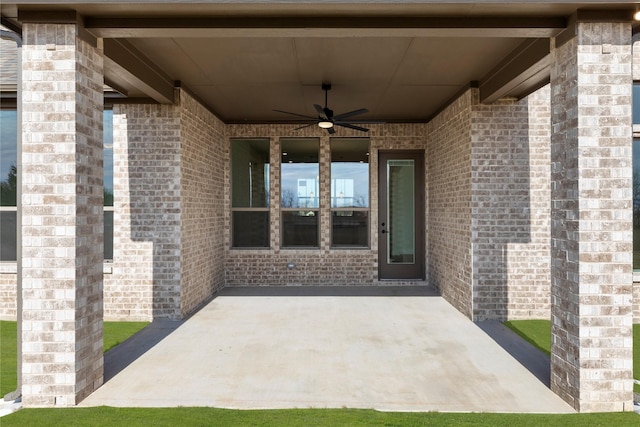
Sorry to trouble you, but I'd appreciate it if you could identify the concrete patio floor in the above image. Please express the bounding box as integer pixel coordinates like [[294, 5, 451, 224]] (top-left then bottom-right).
[[80, 286, 574, 413]]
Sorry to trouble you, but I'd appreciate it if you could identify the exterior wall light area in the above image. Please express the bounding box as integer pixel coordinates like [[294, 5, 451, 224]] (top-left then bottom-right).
[[635, 9, 640, 21]]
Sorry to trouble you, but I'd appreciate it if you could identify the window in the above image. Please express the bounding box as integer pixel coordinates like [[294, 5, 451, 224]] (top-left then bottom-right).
[[0, 109, 114, 262], [231, 138, 270, 247], [0, 109, 17, 261], [634, 84, 640, 125], [281, 138, 319, 247], [634, 139, 640, 269], [104, 110, 114, 260], [635, 83, 640, 270], [330, 138, 370, 247]]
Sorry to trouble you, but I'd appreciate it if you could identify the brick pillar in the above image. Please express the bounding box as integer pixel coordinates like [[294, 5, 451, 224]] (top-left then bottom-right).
[[21, 20, 104, 406], [550, 20, 634, 412]]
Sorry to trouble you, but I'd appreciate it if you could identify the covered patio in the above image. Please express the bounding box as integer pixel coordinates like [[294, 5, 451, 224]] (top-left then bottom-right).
[[0, 0, 636, 412], [80, 286, 573, 413]]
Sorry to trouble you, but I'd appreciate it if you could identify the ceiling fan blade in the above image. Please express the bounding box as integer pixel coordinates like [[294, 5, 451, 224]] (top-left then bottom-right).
[[333, 108, 369, 121], [293, 123, 316, 131], [273, 109, 317, 120], [335, 120, 384, 124], [314, 104, 329, 120], [335, 122, 369, 132], [326, 126, 336, 135]]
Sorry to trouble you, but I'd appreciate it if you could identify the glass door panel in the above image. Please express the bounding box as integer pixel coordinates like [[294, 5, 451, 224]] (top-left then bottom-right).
[[387, 160, 415, 264], [378, 151, 424, 280]]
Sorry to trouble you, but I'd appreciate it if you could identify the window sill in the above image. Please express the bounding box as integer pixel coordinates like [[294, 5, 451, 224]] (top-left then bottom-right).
[[0, 262, 114, 275], [0, 263, 17, 274]]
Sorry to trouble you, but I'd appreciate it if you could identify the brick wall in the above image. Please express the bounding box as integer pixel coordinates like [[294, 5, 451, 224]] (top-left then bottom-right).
[[426, 90, 474, 319], [105, 102, 182, 321], [0, 266, 16, 319], [104, 89, 227, 320], [471, 86, 552, 320], [21, 22, 104, 406], [179, 90, 226, 315], [225, 123, 426, 286], [427, 85, 552, 322]]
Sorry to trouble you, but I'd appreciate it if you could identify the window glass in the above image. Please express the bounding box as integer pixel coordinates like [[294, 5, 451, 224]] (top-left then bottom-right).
[[634, 84, 640, 124], [330, 138, 369, 247], [1, 109, 17, 261], [0, 110, 17, 207], [231, 139, 270, 208], [281, 139, 319, 209], [332, 211, 368, 247], [634, 139, 640, 269], [282, 211, 318, 247], [330, 138, 369, 208], [233, 211, 270, 247], [0, 211, 16, 261], [104, 110, 114, 206], [281, 138, 319, 248], [104, 210, 114, 260], [103, 109, 114, 260], [231, 139, 270, 248]]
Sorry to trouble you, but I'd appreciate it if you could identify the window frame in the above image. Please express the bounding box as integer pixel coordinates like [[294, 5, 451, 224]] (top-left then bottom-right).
[[0, 104, 18, 263], [230, 137, 271, 249], [280, 137, 320, 249], [329, 137, 371, 249]]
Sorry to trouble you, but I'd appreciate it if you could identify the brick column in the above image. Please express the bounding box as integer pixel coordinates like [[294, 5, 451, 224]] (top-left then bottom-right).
[[21, 20, 104, 406], [550, 20, 634, 412]]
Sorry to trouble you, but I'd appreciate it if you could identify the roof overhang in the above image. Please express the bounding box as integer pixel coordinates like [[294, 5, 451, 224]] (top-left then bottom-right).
[[1, 2, 637, 122]]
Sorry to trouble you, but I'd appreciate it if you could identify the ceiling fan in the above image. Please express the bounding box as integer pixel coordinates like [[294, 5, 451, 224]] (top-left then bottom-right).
[[274, 84, 382, 134]]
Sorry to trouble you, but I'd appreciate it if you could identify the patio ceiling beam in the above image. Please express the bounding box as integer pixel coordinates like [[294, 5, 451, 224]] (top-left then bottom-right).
[[479, 38, 551, 103], [83, 16, 568, 38], [103, 38, 175, 104]]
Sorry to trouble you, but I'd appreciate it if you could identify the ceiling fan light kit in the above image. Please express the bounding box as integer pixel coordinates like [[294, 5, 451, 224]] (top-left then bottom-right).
[[274, 83, 383, 134]]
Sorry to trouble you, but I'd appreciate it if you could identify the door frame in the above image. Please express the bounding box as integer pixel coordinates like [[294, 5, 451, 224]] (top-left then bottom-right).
[[378, 150, 425, 280]]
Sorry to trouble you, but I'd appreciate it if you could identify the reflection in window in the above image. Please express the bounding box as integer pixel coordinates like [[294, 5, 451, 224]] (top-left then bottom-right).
[[104, 110, 114, 260], [634, 139, 640, 269], [0, 109, 17, 261], [282, 211, 318, 247], [387, 159, 415, 263], [634, 84, 640, 125], [104, 110, 114, 206], [332, 211, 368, 247], [281, 138, 319, 247], [330, 138, 369, 247], [631, 86, 639, 268], [231, 138, 270, 247]]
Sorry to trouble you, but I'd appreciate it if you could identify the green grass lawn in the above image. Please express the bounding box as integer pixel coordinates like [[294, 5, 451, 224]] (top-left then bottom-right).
[[2, 407, 639, 427], [103, 321, 150, 353], [0, 321, 17, 398], [504, 320, 640, 392], [0, 320, 148, 397], [503, 319, 552, 356]]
